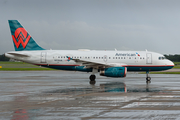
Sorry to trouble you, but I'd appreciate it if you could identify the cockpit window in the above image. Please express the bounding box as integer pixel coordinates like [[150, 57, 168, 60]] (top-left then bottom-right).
[[159, 56, 166, 60]]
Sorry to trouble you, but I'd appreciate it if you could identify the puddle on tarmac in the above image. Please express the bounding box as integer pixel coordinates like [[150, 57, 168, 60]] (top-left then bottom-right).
[[121, 102, 180, 108], [42, 82, 162, 95]]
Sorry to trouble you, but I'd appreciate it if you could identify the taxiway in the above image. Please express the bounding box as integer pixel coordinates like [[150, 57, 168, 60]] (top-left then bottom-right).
[[0, 71, 180, 119]]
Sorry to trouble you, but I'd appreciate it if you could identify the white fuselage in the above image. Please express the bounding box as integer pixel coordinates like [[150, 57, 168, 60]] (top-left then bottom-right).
[[5, 50, 174, 72]]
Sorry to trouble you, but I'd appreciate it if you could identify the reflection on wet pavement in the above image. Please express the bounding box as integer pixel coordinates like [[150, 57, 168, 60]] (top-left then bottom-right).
[[0, 71, 180, 119]]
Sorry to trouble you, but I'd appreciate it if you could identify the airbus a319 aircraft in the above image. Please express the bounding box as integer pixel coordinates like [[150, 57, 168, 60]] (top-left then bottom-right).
[[5, 20, 174, 84]]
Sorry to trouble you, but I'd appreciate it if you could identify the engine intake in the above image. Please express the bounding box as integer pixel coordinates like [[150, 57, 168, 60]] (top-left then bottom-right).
[[100, 67, 127, 77]]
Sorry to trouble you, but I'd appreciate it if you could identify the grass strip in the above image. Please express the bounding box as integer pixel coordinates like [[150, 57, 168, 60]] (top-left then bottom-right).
[[173, 66, 180, 69], [0, 62, 28, 64], [0, 68, 55, 71], [140, 72, 180, 74]]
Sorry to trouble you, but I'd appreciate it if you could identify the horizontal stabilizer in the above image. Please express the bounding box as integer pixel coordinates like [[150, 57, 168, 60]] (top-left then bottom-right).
[[6, 52, 30, 57]]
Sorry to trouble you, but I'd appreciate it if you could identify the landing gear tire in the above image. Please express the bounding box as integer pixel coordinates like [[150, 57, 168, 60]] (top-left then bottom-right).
[[146, 77, 151, 81], [146, 71, 151, 84], [146, 77, 151, 84], [89, 75, 96, 85], [89, 74, 96, 81]]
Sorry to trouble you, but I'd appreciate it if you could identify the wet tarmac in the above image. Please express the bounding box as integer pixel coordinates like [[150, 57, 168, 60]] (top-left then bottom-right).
[[0, 71, 180, 119]]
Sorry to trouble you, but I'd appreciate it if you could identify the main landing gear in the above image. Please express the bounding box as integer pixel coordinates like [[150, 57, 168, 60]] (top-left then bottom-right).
[[89, 74, 96, 85], [89, 68, 98, 85], [146, 71, 151, 84]]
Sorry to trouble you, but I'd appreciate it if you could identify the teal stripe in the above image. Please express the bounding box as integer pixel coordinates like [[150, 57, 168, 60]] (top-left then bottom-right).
[[40, 65, 173, 72]]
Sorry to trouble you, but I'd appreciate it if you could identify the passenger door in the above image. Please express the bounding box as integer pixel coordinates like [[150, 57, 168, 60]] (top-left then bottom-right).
[[41, 52, 47, 63], [146, 53, 152, 64]]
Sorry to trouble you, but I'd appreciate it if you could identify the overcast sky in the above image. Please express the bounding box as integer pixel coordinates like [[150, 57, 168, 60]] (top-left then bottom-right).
[[0, 0, 180, 54]]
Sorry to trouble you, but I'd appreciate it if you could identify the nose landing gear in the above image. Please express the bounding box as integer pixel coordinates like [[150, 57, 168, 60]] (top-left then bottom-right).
[[146, 71, 151, 84]]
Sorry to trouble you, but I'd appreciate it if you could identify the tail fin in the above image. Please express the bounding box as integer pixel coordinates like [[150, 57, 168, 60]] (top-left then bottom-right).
[[8, 20, 45, 51]]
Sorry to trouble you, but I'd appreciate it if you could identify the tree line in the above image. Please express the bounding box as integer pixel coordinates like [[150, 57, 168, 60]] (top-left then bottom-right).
[[0, 54, 10, 61], [164, 54, 180, 62], [0, 54, 180, 62]]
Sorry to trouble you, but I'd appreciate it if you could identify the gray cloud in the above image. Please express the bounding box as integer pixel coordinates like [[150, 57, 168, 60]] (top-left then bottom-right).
[[0, 0, 180, 54]]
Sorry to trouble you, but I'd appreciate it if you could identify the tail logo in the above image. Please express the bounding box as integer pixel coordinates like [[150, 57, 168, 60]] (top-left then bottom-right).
[[12, 28, 31, 49]]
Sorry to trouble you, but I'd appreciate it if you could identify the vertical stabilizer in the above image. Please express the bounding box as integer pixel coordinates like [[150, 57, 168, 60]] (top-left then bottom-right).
[[8, 20, 45, 51]]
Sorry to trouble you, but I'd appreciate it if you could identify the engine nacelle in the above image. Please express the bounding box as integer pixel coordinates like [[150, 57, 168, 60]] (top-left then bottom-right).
[[100, 67, 127, 77]]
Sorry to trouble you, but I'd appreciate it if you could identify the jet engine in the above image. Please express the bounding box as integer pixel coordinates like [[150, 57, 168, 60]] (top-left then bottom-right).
[[100, 67, 127, 77]]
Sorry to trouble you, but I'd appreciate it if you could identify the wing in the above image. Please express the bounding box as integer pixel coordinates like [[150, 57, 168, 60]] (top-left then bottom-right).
[[73, 58, 127, 69]]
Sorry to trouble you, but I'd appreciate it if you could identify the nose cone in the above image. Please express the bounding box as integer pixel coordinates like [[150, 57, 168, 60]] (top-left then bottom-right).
[[169, 60, 174, 66], [167, 60, 174, 69]]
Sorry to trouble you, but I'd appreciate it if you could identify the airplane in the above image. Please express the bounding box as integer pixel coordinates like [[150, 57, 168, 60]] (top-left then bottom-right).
[[5, 20, 174, 84]]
